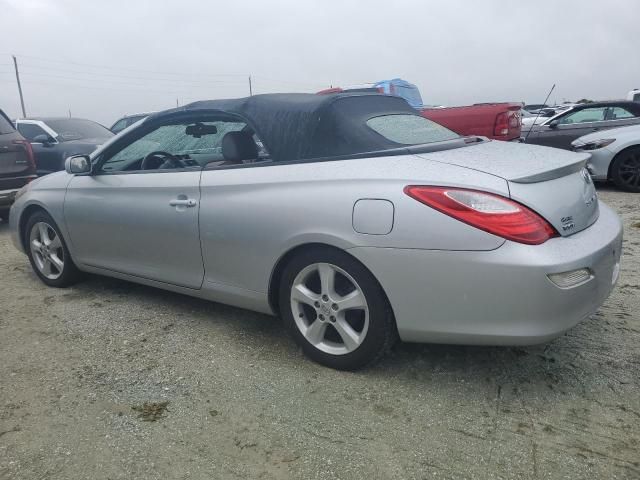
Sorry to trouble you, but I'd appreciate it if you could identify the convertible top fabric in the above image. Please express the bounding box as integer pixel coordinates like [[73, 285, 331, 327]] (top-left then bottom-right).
[[146, 93, 421, 162]]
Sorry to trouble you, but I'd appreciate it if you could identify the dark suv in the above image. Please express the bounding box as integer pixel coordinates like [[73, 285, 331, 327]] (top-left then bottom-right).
[[0, 109, 37, 221]]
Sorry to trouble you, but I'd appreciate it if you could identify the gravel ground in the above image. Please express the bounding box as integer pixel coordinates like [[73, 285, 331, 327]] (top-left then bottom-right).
[[0, 187, 639, 480]]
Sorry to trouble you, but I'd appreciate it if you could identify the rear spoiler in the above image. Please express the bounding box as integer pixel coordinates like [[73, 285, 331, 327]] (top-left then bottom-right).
[[509, 155, 589, 184]]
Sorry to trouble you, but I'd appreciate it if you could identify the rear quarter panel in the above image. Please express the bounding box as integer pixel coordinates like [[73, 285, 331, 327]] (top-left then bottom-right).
[[198, 155, 508, 294]]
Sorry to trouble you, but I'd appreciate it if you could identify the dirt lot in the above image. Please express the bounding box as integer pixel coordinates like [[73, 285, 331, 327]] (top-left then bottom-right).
[[0, 188, 638, 480]]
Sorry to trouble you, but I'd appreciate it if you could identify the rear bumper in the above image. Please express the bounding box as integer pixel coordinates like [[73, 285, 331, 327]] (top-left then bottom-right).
[[349, 202, 623, 345]]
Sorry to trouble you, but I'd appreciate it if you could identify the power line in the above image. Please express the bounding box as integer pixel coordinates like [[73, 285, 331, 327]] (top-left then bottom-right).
[[14, 78, 243, 96], [15, 70, 247, 89], [3, 53, 248, 79], [2, 54, 330, 90], [17, 62, 246, 85]]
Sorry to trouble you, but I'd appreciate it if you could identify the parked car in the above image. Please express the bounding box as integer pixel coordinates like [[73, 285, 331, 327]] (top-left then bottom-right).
[[421, 103, 523, 141], [110, 112, 152, 134], [318, 79, 523, 141], [627, 89, 640, 102], [318, 78, 424, 108], [572, 123, 640, 192], [0, 109, 37, 221], [521, 110, 552, 127], [523, 104, 550, 114], [522, 101, 640, 149], [9, 93, 622, 370], [15, 118, 114, 176]]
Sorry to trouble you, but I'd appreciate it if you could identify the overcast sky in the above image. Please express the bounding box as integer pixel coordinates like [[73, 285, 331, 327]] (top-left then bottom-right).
[[1, 0, 638, 125]]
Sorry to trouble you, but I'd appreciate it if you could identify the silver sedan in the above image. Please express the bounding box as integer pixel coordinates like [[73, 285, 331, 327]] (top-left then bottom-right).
[[572, 123, 640, 192], [9, 93, 623, 370]]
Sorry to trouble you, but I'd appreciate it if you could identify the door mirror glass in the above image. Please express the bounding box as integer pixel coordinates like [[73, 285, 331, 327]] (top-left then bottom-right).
[[65, 155, 91, 174]]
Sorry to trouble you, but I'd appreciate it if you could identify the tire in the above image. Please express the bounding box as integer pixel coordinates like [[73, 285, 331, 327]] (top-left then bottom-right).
[[279, 246, 397, 370], [25, 210, 81, 287], [610, 146, 640, 192]]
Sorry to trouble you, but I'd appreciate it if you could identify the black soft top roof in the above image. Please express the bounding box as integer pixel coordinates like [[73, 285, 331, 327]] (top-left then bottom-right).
[[147, 93, 422, 162]]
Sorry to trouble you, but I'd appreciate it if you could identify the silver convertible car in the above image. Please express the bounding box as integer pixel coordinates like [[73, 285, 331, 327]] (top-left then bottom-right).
[[9, 93, 623, 370]]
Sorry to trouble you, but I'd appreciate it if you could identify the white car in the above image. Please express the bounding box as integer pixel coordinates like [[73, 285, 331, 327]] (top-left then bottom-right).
[[572, 123, 640, 192], [627, 89, 640, 102]]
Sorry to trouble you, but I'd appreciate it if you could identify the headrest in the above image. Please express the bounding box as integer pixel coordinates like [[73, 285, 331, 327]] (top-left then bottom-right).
[[221, 131, 258, 161]]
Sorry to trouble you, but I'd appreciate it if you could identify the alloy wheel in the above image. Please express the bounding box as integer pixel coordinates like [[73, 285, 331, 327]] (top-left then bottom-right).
[[617, 152, 640, 189], [290, 262, 369, 355], [29, 222, 65, 280]]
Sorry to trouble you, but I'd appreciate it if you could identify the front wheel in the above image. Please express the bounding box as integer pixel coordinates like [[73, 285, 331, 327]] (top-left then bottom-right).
[[279, 247, 397, 370], [610, 146, 640, 192], [25, 211, 81, 287]]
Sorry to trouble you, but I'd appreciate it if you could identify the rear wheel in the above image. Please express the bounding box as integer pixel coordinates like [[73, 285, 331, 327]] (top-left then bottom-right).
[[25, 211, 81, 287], [279, 247, 396, 370], [610, 146, 640, 192]]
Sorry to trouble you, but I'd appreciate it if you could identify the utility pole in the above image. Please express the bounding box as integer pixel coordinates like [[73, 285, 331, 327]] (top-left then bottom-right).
[[248, 75, 253, 96], [176, 98, 179, 107], [12, 55, 26, 117]]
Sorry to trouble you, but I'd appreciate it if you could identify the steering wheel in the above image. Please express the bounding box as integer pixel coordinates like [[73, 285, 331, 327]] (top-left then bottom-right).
[[141, 151, 181, 170]]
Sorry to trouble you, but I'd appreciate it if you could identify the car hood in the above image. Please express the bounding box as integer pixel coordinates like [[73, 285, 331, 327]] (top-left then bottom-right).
[[572, 123, 640, 145], [414, 139, 590, 183]]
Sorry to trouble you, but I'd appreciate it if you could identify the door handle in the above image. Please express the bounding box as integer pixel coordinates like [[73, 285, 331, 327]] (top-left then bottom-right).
[[169, 198, 197, 207]]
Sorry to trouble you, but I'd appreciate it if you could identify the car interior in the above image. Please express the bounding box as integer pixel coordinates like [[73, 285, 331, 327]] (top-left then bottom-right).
[[99, 120, 270, 174]]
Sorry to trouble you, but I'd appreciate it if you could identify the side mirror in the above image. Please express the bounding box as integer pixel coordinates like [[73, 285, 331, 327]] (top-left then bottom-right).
[[548, 120, 560, 129], [65, 155, 91, 175], [33, 134, 56, 146]]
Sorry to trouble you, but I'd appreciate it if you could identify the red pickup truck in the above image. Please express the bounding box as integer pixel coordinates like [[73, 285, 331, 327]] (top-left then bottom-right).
[[420, 103, 523, 141], [318, 80, 523, 141]]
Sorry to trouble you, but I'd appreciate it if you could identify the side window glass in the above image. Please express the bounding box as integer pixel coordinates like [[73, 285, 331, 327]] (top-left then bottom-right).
[[18, 123, 47, 141], [558, 107, 607, 125], [111, 119, 127, 132], [99, 119, 254, 173], [0, 112, 15, 134], [608, 107, 635, 120]]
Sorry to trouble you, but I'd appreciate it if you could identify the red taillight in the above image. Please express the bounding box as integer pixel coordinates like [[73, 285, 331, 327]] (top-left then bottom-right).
[[494, 112, 509, 137], [404, 186, 558, 245], [12, 139, 37, 171]]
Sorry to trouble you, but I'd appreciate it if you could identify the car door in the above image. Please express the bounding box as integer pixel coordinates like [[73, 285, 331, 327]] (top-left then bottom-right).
[[17, 121, 62, 175], [63, 117, 216, 289], [529, 106, 609, 149]]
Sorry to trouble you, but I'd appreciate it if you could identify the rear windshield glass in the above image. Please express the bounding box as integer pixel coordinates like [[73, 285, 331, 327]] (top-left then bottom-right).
[[366, 114, 459, 145], [0, 111, 16, 135], [46, 119, 113, 141]]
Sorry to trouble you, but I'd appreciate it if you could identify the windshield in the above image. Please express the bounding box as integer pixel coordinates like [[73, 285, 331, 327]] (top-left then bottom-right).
[[366, 114, 459, 145], [46, 119, 113, 141]]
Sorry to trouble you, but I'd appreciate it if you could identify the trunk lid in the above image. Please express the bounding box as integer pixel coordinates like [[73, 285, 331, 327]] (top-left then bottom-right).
[[415, 140, 599, 236]]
